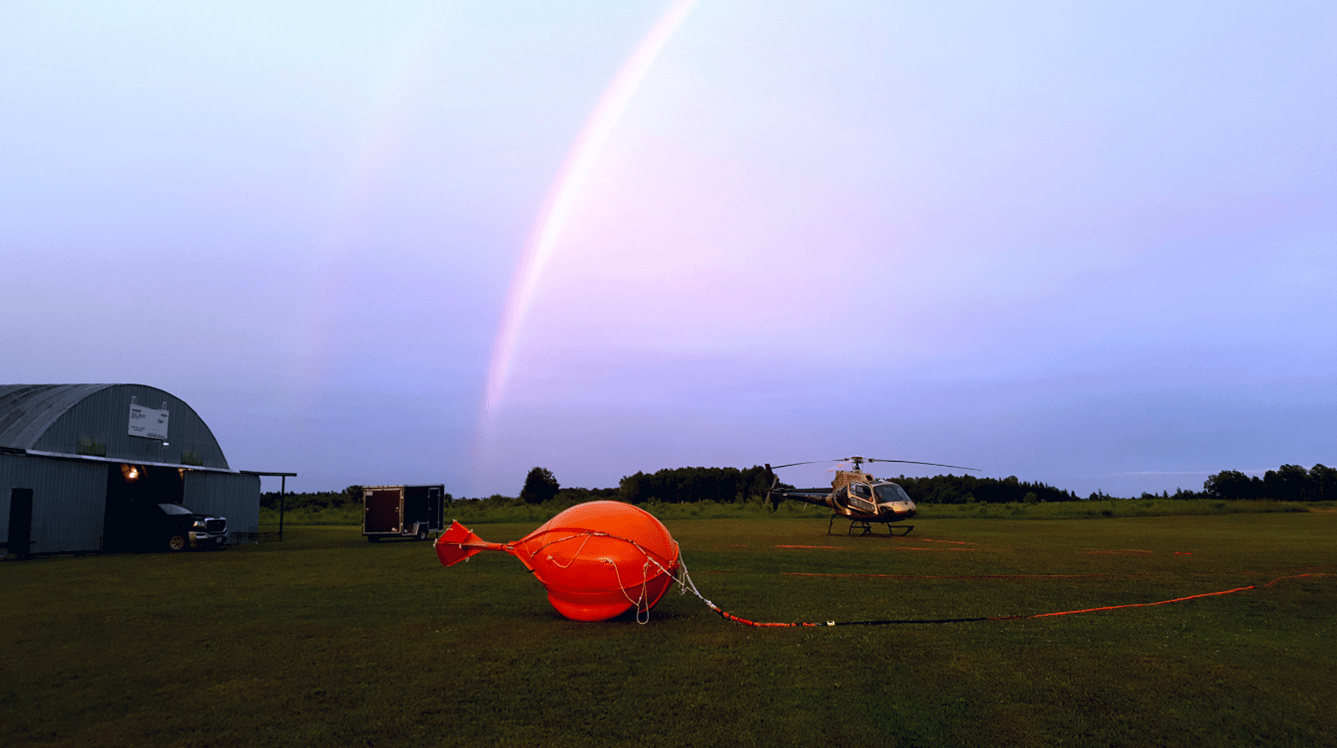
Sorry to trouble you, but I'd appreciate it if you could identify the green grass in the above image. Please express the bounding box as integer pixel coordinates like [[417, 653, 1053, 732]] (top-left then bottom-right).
[[916, 498, 1315, 519], [260, 497, 1321, 528], [5, 511, 1335, 747]]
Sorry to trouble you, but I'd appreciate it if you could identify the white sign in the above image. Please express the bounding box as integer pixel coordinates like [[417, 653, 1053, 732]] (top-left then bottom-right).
[[128, 404, 170, 440]]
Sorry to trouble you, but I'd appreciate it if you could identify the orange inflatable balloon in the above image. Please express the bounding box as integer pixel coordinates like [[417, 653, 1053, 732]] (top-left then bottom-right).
[[434, 501, 681, 622]]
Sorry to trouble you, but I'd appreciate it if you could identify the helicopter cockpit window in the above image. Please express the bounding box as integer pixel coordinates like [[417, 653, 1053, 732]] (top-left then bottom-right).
[[850, 483, 872, 499], [875, 484, 912, 503]]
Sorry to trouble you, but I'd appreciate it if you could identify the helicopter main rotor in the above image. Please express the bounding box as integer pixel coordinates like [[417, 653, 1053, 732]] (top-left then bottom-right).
[[768, 456, 978, 473]]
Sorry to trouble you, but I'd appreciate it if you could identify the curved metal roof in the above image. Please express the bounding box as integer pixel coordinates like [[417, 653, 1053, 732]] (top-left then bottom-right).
[[0, 384, 230, 469], [0, 384, 114, 449]]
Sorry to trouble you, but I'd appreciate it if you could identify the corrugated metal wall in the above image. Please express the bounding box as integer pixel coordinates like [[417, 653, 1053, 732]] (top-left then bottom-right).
[[184, 471, 261, 543], [0, 453, 108, 554]]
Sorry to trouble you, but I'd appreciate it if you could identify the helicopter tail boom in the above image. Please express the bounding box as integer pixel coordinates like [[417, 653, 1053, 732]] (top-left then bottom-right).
[[767, 488, 835, 510]]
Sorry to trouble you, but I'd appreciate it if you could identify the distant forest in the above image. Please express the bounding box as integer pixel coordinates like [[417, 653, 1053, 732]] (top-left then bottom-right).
[[617, 466, 774, 505], [1200, 464, 1336, 502], [260, 462, 1336, 510]]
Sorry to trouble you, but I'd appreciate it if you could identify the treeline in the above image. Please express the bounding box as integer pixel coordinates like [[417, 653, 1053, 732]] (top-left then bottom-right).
[[1201, 464, 1335, 502], [260, 461, 1336, 510], [891, 474, 1079, 504], [468, 487, 623, 508], [898, 463, 1337, 504], [259, 486, 457, 510], [261, 486, 361, 510], [516, 467, 623, 506], [618, 466, 773, 504], [506, 465, 775, 506]]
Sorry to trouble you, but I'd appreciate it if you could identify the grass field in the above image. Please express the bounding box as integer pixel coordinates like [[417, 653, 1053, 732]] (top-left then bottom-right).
[[259, 497, 1324, 527], [4, 507, 1335, 747]]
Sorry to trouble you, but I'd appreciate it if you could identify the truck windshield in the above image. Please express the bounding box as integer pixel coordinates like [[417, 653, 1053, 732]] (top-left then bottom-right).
[[874, 484, 911, 503], [157, 503, 193, 516]]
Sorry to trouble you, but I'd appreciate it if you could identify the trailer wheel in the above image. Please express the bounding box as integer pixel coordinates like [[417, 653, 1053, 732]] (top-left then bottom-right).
[[415, 526, 428, 541], [367, 535, 380, 543], [167, 534, 188, 552]]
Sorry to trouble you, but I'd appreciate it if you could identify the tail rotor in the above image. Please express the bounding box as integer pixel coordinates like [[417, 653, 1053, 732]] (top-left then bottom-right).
[[763, 464, 781, 512]]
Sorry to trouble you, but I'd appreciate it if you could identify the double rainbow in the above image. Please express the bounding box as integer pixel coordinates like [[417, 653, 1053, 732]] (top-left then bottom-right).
[[483, 0, 701, 419]]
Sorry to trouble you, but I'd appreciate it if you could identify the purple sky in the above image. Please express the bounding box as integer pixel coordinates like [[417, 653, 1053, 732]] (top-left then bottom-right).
[[4, 1, 1334, 498]]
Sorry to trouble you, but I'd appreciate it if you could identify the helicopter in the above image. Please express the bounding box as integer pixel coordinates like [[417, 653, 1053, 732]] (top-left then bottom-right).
[[764, 456, 977, 536]]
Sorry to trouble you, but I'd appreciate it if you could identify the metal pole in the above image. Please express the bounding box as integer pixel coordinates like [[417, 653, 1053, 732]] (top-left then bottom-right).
[[279, 475, 286, 541]]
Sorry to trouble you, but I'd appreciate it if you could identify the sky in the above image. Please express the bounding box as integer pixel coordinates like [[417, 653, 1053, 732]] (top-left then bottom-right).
[[3, 0, 1334, 499]]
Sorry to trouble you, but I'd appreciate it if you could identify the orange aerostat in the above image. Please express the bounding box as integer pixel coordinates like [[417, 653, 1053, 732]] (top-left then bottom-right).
[[434, 501, 681, 622]]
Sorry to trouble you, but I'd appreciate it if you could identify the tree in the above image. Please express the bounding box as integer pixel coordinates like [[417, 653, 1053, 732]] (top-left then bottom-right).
[[1311, 464, 1337, 502], [520, 467, 560, 505], [1264, 465, 1309, 502], [1204, 470, 1257, 501]]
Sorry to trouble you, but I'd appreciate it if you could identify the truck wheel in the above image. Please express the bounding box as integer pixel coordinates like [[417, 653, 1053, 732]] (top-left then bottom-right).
[[167, 534, 188, 552]]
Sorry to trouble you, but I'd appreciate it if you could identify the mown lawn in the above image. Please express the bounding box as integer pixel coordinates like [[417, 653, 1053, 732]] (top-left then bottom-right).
[[3, 511, 1334, 747]]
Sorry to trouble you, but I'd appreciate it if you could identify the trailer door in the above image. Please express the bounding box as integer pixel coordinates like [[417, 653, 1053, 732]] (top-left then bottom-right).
[[363, 488, 403, 534], [428, 486, 442, 530]]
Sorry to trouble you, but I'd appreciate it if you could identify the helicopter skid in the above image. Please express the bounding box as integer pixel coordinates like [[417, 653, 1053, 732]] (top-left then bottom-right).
[[829, 515, 914, 537]]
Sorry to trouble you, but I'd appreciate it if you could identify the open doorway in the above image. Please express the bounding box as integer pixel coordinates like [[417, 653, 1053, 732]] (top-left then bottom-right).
[[102, 464, 184, 551]]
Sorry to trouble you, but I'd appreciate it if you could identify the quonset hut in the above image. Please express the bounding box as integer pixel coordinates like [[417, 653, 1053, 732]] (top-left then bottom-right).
[[1, 384, 265, 555]]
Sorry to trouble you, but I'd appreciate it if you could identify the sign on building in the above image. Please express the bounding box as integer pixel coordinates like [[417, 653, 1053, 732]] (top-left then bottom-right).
[[128, 402, 170, 440]]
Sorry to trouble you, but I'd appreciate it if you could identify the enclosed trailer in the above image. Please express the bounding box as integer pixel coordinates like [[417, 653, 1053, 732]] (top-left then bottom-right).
[[363, 485, 445, 541]]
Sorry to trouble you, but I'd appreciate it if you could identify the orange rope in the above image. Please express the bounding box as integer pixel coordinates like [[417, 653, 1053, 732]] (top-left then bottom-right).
[[1023, 585, 1257, 619], [709, 573, 1333, 628], [784, 572, 1150, 580]]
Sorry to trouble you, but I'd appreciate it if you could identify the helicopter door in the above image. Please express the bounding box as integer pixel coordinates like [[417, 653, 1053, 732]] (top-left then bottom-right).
[[847, 483, 877, 514]]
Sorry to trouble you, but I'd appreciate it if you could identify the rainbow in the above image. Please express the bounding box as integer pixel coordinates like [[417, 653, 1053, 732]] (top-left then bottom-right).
[[482, 0, 701, 419]]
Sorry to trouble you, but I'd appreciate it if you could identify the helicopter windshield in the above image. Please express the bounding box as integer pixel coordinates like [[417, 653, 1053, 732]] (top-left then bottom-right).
[[874, 484, 912, 503]]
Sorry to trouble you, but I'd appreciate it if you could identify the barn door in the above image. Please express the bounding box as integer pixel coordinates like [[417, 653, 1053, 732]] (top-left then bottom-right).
[[8, 488, 33, 556]]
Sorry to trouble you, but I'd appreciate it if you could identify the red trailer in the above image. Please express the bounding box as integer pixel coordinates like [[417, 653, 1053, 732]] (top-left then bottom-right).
[[362, 485, 445, 542]]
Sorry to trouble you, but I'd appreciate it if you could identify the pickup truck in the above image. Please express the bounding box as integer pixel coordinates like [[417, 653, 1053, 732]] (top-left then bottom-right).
[[151, 503, 228, 551]]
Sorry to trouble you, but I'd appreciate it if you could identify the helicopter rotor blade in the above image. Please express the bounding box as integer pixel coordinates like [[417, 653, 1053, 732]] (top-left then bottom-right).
[[768, 459, 847, 470], [770, 457, 977, 472], [865, 458, 979, 472]]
